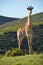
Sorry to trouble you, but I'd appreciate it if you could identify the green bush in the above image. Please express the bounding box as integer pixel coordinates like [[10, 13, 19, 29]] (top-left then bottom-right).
[[5, 48, 25, 56], [5, 50, 11, 56], [11, 48, 25, 56]]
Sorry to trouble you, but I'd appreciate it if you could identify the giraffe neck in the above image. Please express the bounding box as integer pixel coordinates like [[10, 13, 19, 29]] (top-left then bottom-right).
[[28, 12, 32, 26]]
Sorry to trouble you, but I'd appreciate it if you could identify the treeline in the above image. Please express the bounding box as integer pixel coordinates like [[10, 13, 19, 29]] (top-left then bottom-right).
[[0, 24, 43, 54]]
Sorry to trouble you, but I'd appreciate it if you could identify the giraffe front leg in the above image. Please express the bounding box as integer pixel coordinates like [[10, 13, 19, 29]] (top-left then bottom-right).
[[26, 32, 32, 54], [28, 40, 32, 54]]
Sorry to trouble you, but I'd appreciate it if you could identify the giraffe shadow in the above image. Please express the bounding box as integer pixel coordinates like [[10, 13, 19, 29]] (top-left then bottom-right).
[[21, 37, 29, 52]]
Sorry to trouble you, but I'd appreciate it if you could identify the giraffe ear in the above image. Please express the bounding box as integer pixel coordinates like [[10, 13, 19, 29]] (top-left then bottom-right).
[[32, 7, 33, 9], [27, 8, 29, 10]]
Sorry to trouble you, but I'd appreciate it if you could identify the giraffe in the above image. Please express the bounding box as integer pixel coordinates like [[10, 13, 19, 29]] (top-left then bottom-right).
[[17, 6, 33, 54]]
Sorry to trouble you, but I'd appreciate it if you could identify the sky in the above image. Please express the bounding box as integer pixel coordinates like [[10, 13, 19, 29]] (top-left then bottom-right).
[[0, 0, 43, 18]]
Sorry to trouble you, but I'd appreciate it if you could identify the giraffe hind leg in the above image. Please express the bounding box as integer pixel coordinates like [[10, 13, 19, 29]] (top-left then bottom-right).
[[17, 35, 21, 49]]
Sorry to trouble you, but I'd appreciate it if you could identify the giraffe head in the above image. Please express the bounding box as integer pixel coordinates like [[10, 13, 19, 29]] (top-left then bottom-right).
[[27, 6, 33, 13]]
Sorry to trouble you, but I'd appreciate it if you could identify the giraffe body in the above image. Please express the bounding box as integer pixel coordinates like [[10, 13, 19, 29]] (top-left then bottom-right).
[[17, 6, 33, 54]]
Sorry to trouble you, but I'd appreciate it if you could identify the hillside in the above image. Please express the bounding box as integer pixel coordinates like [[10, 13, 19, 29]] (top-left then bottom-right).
[[0, 12, 43, 32], [0, 12, 43, 53], [0, 15, 20, 25]]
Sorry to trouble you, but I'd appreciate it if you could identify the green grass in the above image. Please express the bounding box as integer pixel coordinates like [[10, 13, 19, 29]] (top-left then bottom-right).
[[0, 54, 43, 65], [0, 21, 43, 34], [32, 21, 43, 25]]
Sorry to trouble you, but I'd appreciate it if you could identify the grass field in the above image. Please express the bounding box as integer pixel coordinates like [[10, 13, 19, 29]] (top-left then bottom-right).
[[0, 21, 43, 34], [0, 54, 43, 65]]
